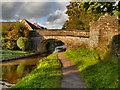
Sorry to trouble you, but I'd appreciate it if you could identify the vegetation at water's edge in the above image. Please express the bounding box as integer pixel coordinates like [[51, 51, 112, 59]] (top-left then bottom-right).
[[11, 53, 62, 88], [63, 48, 119, 88], [1, 49, 34, 58]]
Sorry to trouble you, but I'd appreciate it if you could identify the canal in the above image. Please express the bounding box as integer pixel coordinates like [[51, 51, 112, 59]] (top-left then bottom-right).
[[0, 53, 48, 88], [0, 42, 66, 88]]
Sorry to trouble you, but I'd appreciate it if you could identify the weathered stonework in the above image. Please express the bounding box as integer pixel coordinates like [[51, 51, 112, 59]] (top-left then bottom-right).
[[30, 15, 119, 53], [89, 15, 119, 51], [31, 36, 89, 53]]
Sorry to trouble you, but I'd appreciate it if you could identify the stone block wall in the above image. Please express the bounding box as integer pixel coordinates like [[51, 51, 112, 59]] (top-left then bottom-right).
[[35, 30, 89, 38], [89, 15, 119, 51]]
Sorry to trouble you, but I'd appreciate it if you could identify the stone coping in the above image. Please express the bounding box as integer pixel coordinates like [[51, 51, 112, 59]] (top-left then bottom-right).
[[0, 52, 43, 62]]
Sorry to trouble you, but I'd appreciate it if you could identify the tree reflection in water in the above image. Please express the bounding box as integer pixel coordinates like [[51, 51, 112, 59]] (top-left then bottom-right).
[[1, 54, 48, 84]]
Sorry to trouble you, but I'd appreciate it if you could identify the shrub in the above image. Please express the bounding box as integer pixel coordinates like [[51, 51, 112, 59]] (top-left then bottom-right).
[[3, 21, 30, 50], [17, 37, 30, 51], [6, 21, 30, 40], [6, 40, 17, 50], [1, 38, 8, 49]]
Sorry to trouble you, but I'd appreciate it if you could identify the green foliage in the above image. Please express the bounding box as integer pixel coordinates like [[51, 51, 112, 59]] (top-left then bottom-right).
[[3, 21, 30, 50], [6, 21, 30, 40], [63, 10, 100, 31], [2, 66, 8, 81], [1, 38, 18, 50], [17, 64, 25, 77], [11, 53, 62, 88], [2, 31, 7, 38], [62, 1, 118, 30], [6, 40, 17, 50], [0, 49, 34, 58], [113, 10, 120, 16], [1, 38, 8, 49], [63, 48, 119, 88], [17, 37, 30, 51]]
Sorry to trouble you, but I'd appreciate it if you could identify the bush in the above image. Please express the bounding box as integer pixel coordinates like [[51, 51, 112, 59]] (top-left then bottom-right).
[[6, 21, 30, 40], [17, 37, 30, 51], [6, 40, 17, 50], [2, 21, 30, 50], [1, 38, 8, 49]]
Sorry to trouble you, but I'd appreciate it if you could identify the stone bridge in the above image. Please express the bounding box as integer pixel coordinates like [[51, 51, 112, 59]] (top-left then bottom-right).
[[30, 15, 118, 53]]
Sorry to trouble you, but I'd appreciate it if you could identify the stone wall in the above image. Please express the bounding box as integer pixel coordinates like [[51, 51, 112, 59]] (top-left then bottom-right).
[[31, 36, 89, 53], [34, 30, 89, 38], [89, 15, 119, 52]]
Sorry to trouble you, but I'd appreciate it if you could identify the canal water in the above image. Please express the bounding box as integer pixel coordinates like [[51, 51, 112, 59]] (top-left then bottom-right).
[[0, 45, 66, 88], [0, 53, 48, 88]]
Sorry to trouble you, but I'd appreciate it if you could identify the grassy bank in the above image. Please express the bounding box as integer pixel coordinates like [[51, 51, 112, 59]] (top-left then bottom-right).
[[11, 53, 62, 88], [63, 48, 119, 88], [1, 49, 34, 58]]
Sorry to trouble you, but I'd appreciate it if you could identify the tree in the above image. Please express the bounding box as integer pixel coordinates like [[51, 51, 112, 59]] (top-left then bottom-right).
[[6, 21, 29, 40], [6, 40, 17, 50], [17, 37, 30, 51], [62, 1, 119, 31], [5, 21, 30, 50]]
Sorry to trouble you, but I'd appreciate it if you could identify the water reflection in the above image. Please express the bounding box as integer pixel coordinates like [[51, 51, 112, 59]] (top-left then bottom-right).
[[1, 54, 48, 85]]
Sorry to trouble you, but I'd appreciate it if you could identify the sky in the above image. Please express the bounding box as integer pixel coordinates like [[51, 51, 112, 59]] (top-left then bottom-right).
[[1, 0, 118, 29], [1, 1, 70, 29]]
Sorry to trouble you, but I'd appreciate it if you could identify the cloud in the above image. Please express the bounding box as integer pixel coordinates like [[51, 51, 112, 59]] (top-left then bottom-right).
[[1, 1, 69, 29], [2, 2, 24, 20], [2, 2, 53, 20], [53, 2, 69, 10], [44, 10, 68, 29]]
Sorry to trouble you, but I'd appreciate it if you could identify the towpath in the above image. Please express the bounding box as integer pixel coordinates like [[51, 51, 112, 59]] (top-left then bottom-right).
[[57, 52, 86, 88]]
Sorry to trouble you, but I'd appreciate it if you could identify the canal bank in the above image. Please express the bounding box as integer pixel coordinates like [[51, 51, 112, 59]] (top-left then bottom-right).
[[1, 51, 47, 62], [1, 53, 48, 88], [11, 53, 62, 88], [1, 44, 66, 88]]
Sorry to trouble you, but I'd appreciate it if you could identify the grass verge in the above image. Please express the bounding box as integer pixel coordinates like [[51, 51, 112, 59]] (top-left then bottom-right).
[[11, 53, 62, 88], [1, 49, 34, 58], [63, 48, 119, 88]]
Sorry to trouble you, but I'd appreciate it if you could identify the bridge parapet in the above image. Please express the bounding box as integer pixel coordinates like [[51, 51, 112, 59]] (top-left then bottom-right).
[[30, 30, 89, 38]]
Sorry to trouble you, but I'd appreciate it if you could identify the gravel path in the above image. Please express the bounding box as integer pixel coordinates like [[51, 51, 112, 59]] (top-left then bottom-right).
[[58, 52, 86, 88]]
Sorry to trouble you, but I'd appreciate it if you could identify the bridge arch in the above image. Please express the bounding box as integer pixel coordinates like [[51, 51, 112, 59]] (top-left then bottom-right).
[[37, 37, 67, 53]]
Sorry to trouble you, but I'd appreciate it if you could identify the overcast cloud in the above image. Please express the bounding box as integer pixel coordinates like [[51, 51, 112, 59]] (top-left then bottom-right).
[[1, 2, 69, 29], [44, 10, 68, 29], [2, 2, 53, 20]]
